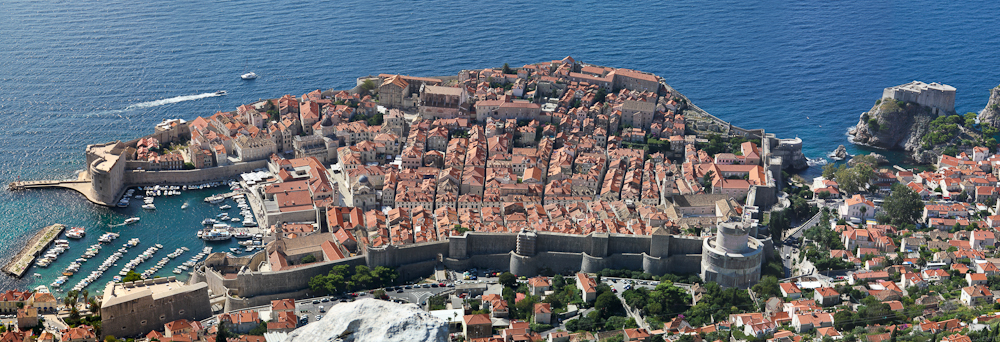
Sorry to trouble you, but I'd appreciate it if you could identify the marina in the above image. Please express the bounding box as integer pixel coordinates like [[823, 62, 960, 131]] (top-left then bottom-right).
[[6, 179, 269, 294]]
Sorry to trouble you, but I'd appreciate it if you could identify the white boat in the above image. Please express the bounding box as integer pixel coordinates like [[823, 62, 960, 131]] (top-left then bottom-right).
[[181, 203, 189, 210], [219, 204, 232, 210], [242, 220, 257, 227], [199, 228, 232, 241], [202, 218, 218, 225], [241, 72, 257, 80], [66, 227, 86, 239], [124, 217, 140, 225], [142, 204, 156, 210]]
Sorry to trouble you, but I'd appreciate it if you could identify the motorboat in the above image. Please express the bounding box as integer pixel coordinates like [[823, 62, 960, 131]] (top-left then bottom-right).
[[202, 218, 218, 225], [219, 204, 232, 210], [142, 204, 156, 210], [181, 203, 189, 210], [215, 90, 227, 96], [124, 217, 140, 225], [66, 227, 86, 239], [241, 72, 257, 80], [199, 228, 232, 241]]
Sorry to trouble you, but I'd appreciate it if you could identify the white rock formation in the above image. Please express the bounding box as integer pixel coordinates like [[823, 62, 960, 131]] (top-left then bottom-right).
[[283, 298, 449, 342]]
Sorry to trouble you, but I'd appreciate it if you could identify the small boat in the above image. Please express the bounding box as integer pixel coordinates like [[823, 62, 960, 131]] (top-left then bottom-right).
[[202, 218, 218, 225], [66, 227, 86, 239], [181, 203, 189, 210], [215, 90, 227, 96], [124, 217, 140, 225], [241, 72, 257, 80], [142, 204, 156, 210], [219, 204, 232, 210]]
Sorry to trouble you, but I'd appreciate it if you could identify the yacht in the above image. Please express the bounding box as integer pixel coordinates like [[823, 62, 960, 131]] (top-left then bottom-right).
[[215, 90, 227, 96], [181, 203, 189, 210], [219, 204, 232, 210], [141, 204, 156, 210], [240, 72, 257, 80], [66, 227, 86, 239], [98, 232, 119, 243], [242, 219, 257, 227], [199, 228, 232, 241], [201, 218, 218, 225], [124, 217, 140, 225]]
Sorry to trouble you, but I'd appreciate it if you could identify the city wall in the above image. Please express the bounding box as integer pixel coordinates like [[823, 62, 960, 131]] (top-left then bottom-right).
[[207, 228, 768, 300], [203, 254, 366, 299], [124, 160, 267, 186]]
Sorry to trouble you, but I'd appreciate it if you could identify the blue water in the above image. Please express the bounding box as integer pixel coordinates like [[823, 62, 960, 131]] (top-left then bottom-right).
[[1, 0, 999, 291]]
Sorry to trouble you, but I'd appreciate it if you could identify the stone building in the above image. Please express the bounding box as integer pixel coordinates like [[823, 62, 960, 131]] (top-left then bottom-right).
[[420, 85, 467, 119], [86, 141, 127, 205], [883, 81, 956, 115], [701, 221, 764, 288], [100, 277, 211, 339]]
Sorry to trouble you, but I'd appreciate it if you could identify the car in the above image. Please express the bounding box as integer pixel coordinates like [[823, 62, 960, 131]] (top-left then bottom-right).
[[438, 283, 446, 287], [312, 300, 320, 304], [340, 299, 347, 302], [404, 285, 413, 290], [319, 306, 325, 313], [447, 284, 455, 287], [421, 284, 431, 288], [470, 275, 478, 280], [611, 279, 617, 283], [396, 289, 404, 293], [321, 298, 330, 303], [430, 284, 439, 288]]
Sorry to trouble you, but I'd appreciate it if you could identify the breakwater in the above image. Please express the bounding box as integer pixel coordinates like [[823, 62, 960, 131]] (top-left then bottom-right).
[[2, 224, 65, 278]]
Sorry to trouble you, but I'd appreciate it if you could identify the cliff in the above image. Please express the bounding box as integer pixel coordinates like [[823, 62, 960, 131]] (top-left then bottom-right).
[[977, 86, 1000, 128], [849, 99, 940, 164], [283, 299, 448, 342]]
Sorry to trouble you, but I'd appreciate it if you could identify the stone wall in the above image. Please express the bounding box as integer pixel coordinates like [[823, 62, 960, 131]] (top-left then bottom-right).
[[124, 160, 267, 186], [204, 255, 366, 299], [101, 281, 211, 339]]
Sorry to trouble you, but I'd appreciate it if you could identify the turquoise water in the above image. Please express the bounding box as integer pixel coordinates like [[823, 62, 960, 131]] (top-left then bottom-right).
[[18, 187, 247, 294], [2, 0, 1000, 291]]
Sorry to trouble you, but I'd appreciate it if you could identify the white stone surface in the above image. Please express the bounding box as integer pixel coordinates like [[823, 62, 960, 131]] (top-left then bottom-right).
[[283, 298, 448, 342]]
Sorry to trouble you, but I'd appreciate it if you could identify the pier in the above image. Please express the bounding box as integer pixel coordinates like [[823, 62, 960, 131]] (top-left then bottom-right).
[[2, 224, 66, 278], [8, 173, 110, 206]]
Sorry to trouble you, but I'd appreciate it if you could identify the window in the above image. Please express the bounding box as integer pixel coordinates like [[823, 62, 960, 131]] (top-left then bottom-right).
[[140, 320, 147, 325]]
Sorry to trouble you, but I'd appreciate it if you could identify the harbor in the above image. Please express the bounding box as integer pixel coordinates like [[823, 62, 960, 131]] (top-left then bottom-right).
[[1, 178, 269, 294], [2, 224, 66, 278]]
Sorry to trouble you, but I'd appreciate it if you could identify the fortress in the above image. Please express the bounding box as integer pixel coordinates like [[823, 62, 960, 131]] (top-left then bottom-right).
[[883, 81, 956, 115], [201, 223, 771, 311]]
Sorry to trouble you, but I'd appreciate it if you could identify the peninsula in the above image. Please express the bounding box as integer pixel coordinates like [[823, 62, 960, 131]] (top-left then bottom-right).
[[8, 57, 829, 341]]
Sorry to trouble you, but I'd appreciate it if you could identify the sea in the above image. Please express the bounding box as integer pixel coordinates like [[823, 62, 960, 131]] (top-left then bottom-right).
[[1, 0, 999, 293]]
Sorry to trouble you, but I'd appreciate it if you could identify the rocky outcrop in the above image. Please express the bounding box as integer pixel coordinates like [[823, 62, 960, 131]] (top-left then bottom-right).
[[849, 99, 938, 164], [284, 299, 448, 342], [831, 145, 848, 160], [977, 86, 1000, 128]]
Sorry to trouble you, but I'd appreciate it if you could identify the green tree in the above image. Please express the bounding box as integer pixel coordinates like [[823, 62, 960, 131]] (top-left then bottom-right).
[[752, 276, 781, 299], [247, 321, 268, 335], [499, 272, 517, 289], [502, 63, 513, 75], [215, 322, 230, 342], [882, 183, 924, 225], [300, 254, 317, 264], [593, 291, 623, 319]]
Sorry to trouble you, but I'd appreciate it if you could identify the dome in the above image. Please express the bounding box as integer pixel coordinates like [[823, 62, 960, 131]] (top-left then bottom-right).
[[358, 175, 369, 184]]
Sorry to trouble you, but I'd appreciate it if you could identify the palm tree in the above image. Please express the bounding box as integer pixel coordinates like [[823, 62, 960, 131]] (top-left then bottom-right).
[[859, 206, 868, 223]]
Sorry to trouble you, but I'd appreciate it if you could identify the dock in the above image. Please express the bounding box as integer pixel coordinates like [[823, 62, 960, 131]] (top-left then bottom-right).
[[2, 224, 66, 278]]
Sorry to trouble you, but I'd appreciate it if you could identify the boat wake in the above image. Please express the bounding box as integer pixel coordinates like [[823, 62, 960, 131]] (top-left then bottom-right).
[[125, 92, 225, 110], [806, 157, 828, 167]]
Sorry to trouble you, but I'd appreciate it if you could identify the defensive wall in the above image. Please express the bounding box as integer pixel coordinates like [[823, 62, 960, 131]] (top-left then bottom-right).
[[124, 160, 268, 186], [202, 252, 366, 307], [206, 229, 773, 303]]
